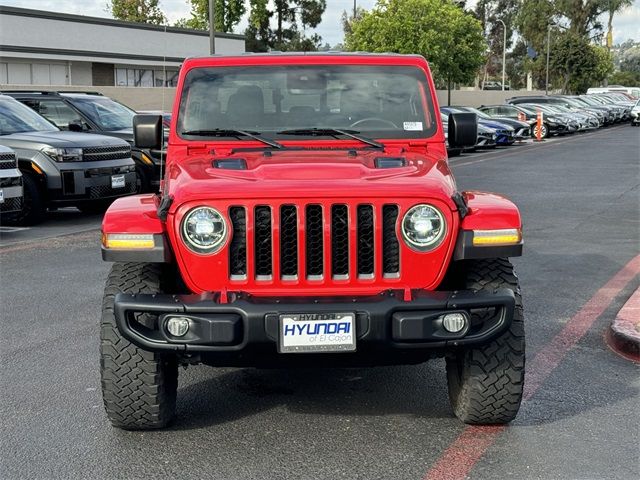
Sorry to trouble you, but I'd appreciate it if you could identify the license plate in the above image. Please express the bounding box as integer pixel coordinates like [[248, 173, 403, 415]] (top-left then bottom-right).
[[111, 175, 125, 188], [279, 313, 356, 353], [0, 189, 4, 204]]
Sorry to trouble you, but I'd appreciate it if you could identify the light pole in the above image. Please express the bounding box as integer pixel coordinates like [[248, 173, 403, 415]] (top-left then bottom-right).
[[353, 0, 357, 19], [209, 0, 216, 54], [545, 24, 552, 94], [497, 19, 506, 91]]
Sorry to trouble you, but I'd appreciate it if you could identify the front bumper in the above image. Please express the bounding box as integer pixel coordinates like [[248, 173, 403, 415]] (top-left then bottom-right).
[[49, 163, 137, 204], [114, 288, 516, 365]]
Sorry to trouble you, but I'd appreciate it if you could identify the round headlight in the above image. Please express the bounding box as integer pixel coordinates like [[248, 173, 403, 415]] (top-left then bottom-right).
[[181, 206, 227, 254], [401, 204, 446, 251]]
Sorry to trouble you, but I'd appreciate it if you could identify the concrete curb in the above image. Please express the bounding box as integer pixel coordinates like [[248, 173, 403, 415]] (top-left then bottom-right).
[[607, 287, 640, 362]]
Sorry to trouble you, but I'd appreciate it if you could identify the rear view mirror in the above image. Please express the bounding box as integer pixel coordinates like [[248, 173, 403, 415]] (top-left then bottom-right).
[[448, 113, 478, 148], [134, 114, 163, 149]]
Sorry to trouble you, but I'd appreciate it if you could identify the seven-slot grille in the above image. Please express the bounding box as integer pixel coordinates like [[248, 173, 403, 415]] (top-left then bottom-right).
[[83, 145, 131, 161], [0, 152, 17, 170], [228, 204, 400, 281]]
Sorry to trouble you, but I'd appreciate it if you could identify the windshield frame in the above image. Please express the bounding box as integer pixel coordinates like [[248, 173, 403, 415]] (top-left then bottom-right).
[[175, 64, 438, 144]]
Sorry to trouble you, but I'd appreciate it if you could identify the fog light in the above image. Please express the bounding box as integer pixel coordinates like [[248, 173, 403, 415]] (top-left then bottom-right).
[[166, 317, 189, 337], [442, 313, 468, 333]]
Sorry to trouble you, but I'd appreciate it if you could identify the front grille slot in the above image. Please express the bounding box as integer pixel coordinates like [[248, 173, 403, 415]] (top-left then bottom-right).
[[305, 205, 324, 279], [280, 205, 298, 278], [382, 205, 400, 276], [254, 206, 272, 279], [229, 207, 247, 278], [0, 152, 17, 169], [331, 205, 349, 278], [357, 205, 375, 277], [228, 202, 403, 283], [83, 145, 131, 161]]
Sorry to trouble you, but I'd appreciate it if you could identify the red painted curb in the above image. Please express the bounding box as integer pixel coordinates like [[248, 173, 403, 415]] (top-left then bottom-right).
[[608, 287, 640, 362], [423, 255, 640, 480]]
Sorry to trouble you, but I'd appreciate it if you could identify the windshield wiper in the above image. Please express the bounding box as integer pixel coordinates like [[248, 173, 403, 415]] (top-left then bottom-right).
[[180, 128, 284, 149], [277, 128, 384, 149]]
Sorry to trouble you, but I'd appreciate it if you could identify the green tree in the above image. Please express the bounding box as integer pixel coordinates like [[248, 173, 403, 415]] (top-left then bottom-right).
[[174, 0, 245, 32], [550, 32, 613, 92], [515, 0, 631, 91], [608, 70, 640, 87], [345, 0, 486, 104], [473, 0, 519, 82], [109, 0, 167, 25], [244, 0, 327, 52]]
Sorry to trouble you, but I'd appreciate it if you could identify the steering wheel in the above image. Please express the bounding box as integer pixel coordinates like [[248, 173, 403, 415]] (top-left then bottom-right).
[[349, 117, 398, 129]]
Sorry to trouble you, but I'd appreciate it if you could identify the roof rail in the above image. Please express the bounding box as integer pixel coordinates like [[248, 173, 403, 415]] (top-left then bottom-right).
[[0, 90, 61, 96], [0, 90, 104, 96]]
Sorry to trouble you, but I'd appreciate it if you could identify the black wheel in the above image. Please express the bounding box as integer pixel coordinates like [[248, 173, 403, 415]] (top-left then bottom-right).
[[14, 173, 45, 225], [77, 200, 112, 214], [101, 263, 178, 430], [445, 258, 525, 424], [135, 164, 151, 194]]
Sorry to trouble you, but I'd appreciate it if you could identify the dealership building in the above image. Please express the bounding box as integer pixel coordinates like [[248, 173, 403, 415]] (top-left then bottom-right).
[[0, 6, 246, 87]]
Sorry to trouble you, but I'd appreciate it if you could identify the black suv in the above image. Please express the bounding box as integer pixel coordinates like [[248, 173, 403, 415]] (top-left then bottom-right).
[[4, 91, 162, 193], [0, 95, 136, 224]]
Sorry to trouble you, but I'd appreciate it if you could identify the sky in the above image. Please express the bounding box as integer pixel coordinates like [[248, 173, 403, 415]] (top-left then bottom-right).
[[2, 0, 639, 47]]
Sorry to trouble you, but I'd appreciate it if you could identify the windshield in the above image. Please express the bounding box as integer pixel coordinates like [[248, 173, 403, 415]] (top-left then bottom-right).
[[69, 96, 136, 130], [177, 65, 437, 141], [0, 96, 59, 135], [460, 107, 490, 119]]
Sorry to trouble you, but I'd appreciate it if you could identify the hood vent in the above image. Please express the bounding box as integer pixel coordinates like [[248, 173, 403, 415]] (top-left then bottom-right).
[[213, 158, 247, 170], [374, 157, 406, 169]]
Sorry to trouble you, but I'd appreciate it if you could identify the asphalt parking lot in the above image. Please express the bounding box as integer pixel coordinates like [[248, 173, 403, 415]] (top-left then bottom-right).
[[1, 125, 638, 479]]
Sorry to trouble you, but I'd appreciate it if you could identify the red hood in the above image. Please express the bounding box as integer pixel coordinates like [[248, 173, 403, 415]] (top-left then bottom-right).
[[165, 148, 458, 210]]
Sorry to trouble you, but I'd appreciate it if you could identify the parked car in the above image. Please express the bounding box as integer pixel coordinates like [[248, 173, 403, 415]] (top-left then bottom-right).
[[442, 106, 515, 145], [519, 103, 580, 134], [482, 81, 509, 90], [453, 106, 531, 140], [0, 145, 23, 216], [631, 99, 640, 126], [100, 52, 526, 429], [548, 96, 608, 126], [4, 91, 162, 193], [508, 95, 614, 125], [478, 104, 553, 139], [0, 94, 136, 224]]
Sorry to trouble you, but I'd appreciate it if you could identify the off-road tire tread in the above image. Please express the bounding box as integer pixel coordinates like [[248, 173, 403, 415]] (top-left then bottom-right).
[[100, 262, 177, 430], [446, 258, 525, 425]]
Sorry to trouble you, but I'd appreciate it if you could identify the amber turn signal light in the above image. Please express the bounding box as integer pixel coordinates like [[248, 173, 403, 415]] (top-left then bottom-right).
[[472, 229, 522, 247], [102, 233, 155, 249]]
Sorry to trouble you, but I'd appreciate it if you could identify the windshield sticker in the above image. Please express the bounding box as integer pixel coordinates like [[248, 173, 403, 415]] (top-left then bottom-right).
[[403, 121, 423, 131]]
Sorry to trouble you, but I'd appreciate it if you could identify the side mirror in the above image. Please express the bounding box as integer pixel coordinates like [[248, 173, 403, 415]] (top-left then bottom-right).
[[68, 121, 84, 132], [448, 112, 478, 148], [133, 114, 163, 149]]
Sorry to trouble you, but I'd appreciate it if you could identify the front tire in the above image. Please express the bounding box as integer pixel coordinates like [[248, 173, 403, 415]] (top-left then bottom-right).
[[15, 173, 45, 225], [445, 258, 525, 424], [532, 123, 548, 139], [100, 262, 178, 430]]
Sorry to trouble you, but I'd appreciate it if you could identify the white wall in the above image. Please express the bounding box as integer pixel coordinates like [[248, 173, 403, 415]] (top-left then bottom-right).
[[0, 12, 245, 62]]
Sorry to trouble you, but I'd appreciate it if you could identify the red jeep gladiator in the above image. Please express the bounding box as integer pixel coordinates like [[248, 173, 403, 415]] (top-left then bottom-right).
[[100, 53, 524, 430]]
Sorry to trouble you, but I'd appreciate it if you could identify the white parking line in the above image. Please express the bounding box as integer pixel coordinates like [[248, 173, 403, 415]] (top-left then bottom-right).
[[449, 125, 627, 168]]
